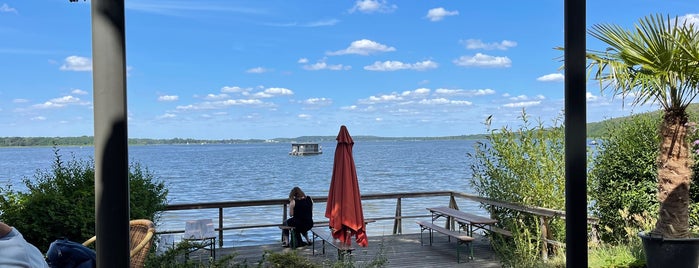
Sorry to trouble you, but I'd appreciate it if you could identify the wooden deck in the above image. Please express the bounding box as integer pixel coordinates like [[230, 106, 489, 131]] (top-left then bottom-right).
[[191, 232, 501, 267]]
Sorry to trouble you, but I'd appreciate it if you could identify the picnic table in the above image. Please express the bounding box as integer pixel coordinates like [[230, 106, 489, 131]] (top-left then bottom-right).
[[427, 206, 497, 236]]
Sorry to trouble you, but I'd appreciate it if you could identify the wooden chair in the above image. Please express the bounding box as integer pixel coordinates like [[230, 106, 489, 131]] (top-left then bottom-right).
[[82, 219, 156, 268]]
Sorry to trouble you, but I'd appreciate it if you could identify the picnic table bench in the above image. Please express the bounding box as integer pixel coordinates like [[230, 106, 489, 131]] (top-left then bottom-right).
[[416, 220, 474, 262], [310, 227, 355, 260], [427, 206, 498, 236]]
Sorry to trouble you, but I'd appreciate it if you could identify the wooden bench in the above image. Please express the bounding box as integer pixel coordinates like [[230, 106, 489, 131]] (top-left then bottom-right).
[[310, 227, 355, 260], [416, 220, 474, 263]]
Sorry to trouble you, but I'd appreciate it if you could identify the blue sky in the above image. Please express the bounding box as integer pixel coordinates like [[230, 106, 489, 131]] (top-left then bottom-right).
[[0, 1, 697, 139]]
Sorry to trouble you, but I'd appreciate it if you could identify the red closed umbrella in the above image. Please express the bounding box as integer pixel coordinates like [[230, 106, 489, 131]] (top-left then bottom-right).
[[325, 125, 368, 247]]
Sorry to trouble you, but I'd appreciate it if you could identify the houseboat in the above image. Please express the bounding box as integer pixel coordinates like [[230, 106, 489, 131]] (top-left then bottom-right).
[[289, 143, 322, 156]]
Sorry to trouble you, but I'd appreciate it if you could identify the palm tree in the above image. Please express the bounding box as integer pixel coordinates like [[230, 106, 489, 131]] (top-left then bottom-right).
[[587, 14, 699, 238]]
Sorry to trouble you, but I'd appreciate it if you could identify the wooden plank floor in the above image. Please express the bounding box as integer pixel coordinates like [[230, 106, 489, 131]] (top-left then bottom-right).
[[194, 232, 501, 267]]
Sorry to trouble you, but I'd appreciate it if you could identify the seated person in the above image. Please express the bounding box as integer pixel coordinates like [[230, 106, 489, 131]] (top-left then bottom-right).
[[282, 186, 314, 247], [0, 221, 49, 268]]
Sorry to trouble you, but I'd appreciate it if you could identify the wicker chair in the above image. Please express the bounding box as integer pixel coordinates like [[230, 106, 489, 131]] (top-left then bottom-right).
[[82, 219, 156, 268]]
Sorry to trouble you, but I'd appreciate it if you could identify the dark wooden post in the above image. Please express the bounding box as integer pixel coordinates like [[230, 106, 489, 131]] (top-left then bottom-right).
[[393, 197, 402, 234]]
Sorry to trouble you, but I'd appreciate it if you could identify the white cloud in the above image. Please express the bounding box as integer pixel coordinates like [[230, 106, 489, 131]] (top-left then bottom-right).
[[32, 95, 87, 109], [221, 86, 250, 93], [434, 88, 495, 97], [157, 113, 176, 119], [297, 58, 309, 64], [0, 3, 17, 13], [203, 94, 228, 100], [31, 116, 46, 121], [680, 14, 699, 27], [453, 53, 512, 68], [302, 58, 350, 71], [246, 67, 270, 73], [401, 88, 431, 97], [426, 7, 458, 22], [303, 97, 333, 106], [503, 101, 541, 108], [327, 39, 396, 56], [349, 0, 396, 14], [60, 56, 92, 71], [252, 87, 294, 98], [537, 73, 564, 82], [586, 92, 599, 101], [298, 114, 311, 119], [71, 89, 88, 95], [364, 60, 438, 71], [462, 39, 517, 50], [418, 98, 472, 105], [509, 94, 528, 101], [158, 95, 179, 101]]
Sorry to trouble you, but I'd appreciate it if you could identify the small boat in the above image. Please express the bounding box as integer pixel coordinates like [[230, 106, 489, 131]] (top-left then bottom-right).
[[289, 143, 322, 156]]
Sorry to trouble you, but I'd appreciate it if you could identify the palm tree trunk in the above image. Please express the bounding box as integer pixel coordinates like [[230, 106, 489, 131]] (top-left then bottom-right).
[[654, 111, 691, 238]]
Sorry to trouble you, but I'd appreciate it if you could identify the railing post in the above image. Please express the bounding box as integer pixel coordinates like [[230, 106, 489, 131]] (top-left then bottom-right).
[[218, 207, 224, 248], [393, 197, 402, 234], [540, 216, 549, 260], [446, 194, 460, 230]]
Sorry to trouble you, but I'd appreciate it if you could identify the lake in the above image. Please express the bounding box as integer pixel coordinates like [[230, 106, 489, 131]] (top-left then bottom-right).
[[0, 140, 483, 246]]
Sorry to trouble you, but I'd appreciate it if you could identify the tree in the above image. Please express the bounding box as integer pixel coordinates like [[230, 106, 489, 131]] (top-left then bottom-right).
[[587, 14, 699, 238]]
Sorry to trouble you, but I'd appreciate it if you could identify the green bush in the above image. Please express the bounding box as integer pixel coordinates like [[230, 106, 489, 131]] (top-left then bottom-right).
[[469, 109, 567, 266], [588, 113, 660, 243], [589, 113, 699, 243], [0, 147, 168, 252]]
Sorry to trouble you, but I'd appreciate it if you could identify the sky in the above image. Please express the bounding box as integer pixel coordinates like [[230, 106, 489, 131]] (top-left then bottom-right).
[[1, 1, 698, 140]]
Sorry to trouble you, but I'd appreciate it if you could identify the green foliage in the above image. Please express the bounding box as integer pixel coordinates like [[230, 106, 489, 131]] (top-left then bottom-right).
[[0, 147, 168, 252], [589, 112, 699, 243], [588, 113, 660, 243], [469, 109, 567, 264], [588, 244, 645, 268]]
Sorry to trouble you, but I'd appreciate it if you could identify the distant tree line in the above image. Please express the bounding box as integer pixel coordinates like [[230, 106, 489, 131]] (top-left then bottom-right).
[[0, 134, 488, 147]]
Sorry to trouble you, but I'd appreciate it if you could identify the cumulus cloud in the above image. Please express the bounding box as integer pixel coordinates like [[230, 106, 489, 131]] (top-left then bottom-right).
[[71, 89, 88, 95], [327, 39, 396, 56], [349, 0, 396, 14], [297, 58, 309, 64], [537, 73, 564, 82], [503, 101, 541, 108], [301, 58, 350, 71], [298, 113, 311, 119], [364, 60, 437, 71], [157, 113, 176, 119], [303, 97, 333, 106], [0, 3, 17, 13], [31, 116, 46, 121], [252, 87, 294, 98], [680, 14, 699, 27], [60, 56, 92, 71], [32, 95, 88, 109], [221, 86, 250, 93], [434, 88, 495, 97], [426, 7, 458, 22], [418, 98, 472, 105], [246, 67, 271, 73], [462, 39, 517, 50], [453, 53, 512, 68], [158, 95, 179, 101], [586, 92, 599, 101], [203, 94, 228, 100]]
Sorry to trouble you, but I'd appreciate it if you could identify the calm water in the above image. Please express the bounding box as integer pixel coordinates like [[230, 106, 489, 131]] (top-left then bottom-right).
[[0, 140, 483, 246]]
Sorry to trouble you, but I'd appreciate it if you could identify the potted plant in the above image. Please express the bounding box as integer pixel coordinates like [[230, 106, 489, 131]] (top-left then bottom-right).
[[587, 14, 699, 267]]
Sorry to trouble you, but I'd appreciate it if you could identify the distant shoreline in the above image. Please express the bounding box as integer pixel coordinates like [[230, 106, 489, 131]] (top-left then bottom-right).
[[0, 134, 488, 147]]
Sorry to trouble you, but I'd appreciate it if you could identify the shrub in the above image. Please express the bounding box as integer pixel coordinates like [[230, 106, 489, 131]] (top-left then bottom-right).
[[589, 113, 699, 243], [469, 109, 567, 265], [0, 147, 168, 252]]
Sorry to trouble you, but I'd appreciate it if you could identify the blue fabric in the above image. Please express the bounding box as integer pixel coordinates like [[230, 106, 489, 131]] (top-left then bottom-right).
[[45, 239, 96, 268], [0, 228, 49, 268]]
